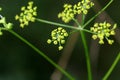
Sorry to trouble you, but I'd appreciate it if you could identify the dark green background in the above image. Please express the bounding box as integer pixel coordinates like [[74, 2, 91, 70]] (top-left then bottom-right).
[[0, 0, 120, 80]]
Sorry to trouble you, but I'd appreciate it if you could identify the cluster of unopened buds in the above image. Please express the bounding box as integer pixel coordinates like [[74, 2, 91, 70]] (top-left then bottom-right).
[[90, 22, 117, 45], [15, 1, 37, 28], [58, 0, 94, 23], [47, 27, 68, 50]]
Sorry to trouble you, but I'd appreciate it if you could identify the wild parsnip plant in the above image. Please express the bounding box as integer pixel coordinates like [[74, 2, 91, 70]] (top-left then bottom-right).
[[0, 0, 119, 80]]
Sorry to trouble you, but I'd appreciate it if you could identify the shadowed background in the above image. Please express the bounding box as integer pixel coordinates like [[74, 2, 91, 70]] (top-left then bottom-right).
[[0, 0, 120, 80]]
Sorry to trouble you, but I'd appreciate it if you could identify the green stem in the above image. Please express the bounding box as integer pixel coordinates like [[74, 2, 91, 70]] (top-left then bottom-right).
[[36, 18, 96, 35], [8, 30, 75, 80], [72, 18, 82, 28], [82, 29, 96, 34], [81, 14, 86, 26], [80, 14, 92, 80], [36, 18, 79, 30], [80, 31, 92, 80], [80, 1, 113, 79], [102, 52, 120, 80], [83, 0, 113, 28]]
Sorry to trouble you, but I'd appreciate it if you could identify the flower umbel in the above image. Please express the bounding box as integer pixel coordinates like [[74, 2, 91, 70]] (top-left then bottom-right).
[[47, 27, 68, 50], [58, 0, 94, 23], [90, 22, 117, 45], [15, 1, 37, 28]]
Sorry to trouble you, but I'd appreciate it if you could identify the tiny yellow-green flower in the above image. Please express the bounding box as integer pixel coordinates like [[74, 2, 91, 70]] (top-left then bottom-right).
[[58, 46, 63, 51], [47, 39, 52, 44], [108, 40, 114, 45], [0, 31, 3, 35], [92, 35, 97, 40]]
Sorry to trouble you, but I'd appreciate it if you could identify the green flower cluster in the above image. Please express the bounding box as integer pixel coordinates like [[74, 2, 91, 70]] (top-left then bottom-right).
[[58, 0, 94, 23], [90, 22, 117, 45], [15, 1, 37, 28], [0, 8, 13, 35], [47, 27, 68, 50]]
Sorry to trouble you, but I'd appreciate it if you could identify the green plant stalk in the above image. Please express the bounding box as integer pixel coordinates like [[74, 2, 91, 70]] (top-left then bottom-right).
[[79, 1, 113, 79], [83, 0, 113, 28], [80, 14, 92, 80], [82, 29, 96, 34], [8, 29, 75, 80], [72, 18, 82, 28], [80, 31, 92, 80], [36, 18, 79, 30], [81, 14, 86, 27], [36, 18, 96, 34], [69, 28, 94, 35], [102, 52, 120, 80]]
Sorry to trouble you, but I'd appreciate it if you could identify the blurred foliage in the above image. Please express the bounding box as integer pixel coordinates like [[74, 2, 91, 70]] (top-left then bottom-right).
[[0, 0, 120, 80]]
